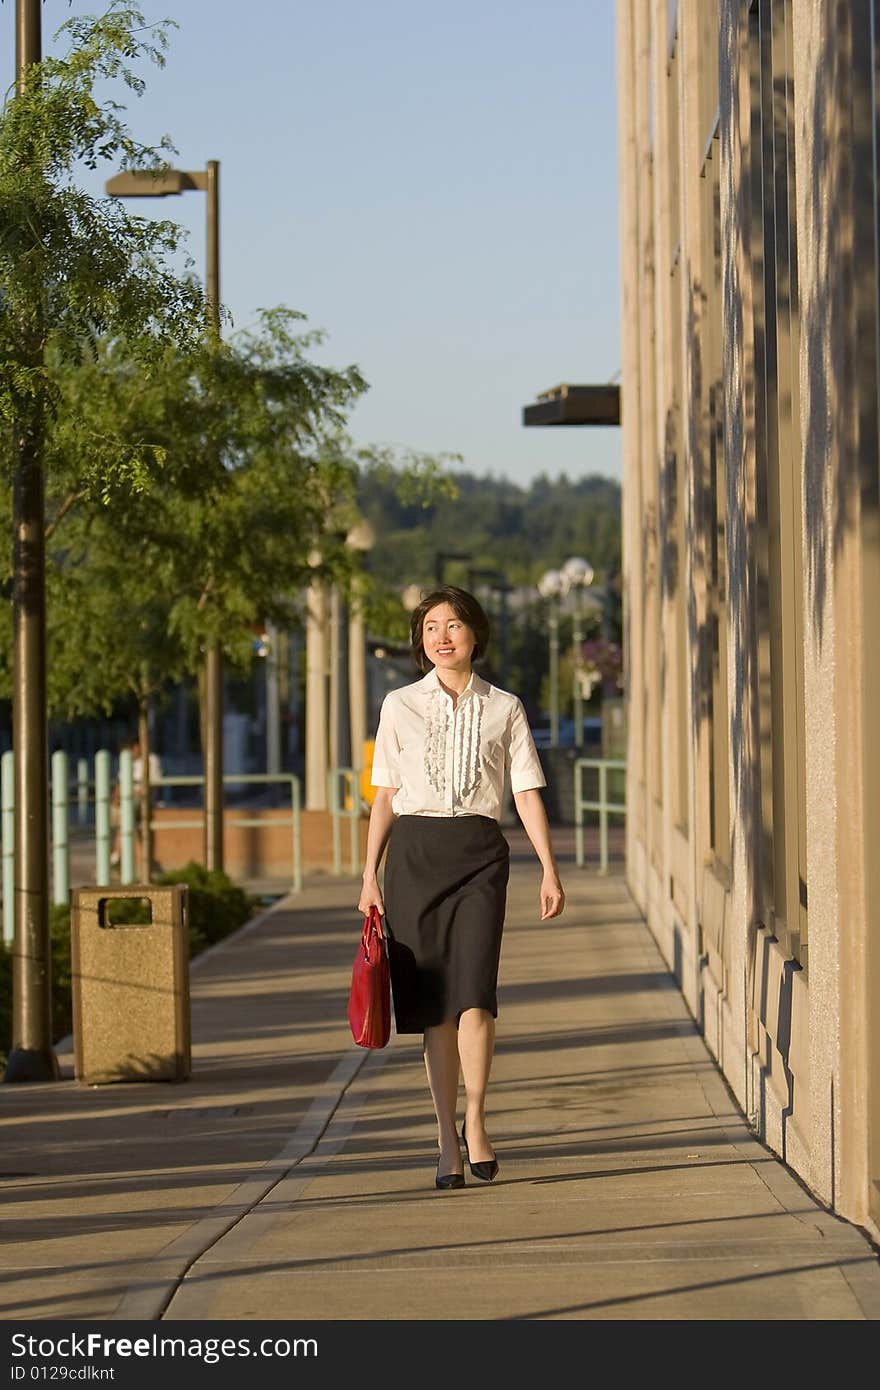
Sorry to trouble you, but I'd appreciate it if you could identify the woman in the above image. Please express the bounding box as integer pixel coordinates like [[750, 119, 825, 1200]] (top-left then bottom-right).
[[358, 585, 565, 1190]]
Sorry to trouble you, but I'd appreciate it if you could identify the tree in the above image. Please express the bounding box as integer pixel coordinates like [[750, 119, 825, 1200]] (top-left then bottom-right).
[[1, 4, 208, 486], [1, 308, 459, 865], [1, 306, 369, 869], [0, 3, 211, 1073]]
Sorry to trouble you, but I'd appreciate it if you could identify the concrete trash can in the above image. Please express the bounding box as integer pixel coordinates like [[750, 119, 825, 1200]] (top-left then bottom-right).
[[71, 884, 191, 1084]]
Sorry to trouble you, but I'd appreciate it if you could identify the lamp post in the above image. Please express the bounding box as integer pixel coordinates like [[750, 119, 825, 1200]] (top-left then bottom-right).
[[537, 569, 565, 747], [468, 568, 511, 685], [401, 584, 424, 613], [305, 549, 328, 811], [346, 520, 375, 777], [561, 556, 595, 747], [5, 0, 58, 1083], [105, 163, 225, 871]]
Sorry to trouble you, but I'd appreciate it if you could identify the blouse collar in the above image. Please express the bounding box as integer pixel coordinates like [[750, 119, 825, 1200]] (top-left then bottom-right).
[[415, 667, 491, 701]]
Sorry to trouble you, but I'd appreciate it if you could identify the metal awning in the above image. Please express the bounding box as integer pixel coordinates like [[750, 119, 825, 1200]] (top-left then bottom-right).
[[522, 383, 621, 427]]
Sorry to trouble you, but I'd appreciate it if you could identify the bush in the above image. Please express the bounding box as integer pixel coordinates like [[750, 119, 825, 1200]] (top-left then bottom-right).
[[155, 862, 259, 949], [0, 864, 260, 1069]]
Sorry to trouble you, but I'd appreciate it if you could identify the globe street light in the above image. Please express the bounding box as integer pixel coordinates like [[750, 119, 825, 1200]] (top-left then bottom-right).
[[537, 569, 566, 747], [401, 584, 424, 613], [561, 556, 595, 747]]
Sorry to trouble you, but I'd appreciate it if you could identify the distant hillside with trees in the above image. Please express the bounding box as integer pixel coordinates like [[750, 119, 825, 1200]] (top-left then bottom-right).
[[355, 464, 622, 715]]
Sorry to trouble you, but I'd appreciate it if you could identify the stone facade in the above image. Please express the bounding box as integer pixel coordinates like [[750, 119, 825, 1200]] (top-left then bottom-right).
[[617, 0, 880, 1238]]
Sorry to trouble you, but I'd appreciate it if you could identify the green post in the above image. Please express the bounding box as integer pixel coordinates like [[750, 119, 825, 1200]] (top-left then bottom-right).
[[328, 770, 341, 875], [51, 750, 69, 907], [574, 759, 584, 868], [2, 751, 14, 947], [572, 589, 584, 748], [348, 771, 359, 875], [119, 749, 135, 885], [291, 775, 302, 894], [599, 762, 608, 875], [77, 757, 89, 825], [549, 602, 559, 747], [94, 751, 111, 886]]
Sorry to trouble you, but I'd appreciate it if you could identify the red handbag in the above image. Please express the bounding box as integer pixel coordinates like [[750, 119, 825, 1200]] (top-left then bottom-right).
[[348, 905, 391, 1048]]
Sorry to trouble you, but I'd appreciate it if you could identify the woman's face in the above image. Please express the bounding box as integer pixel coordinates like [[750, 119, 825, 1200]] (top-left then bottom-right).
[[422, 603, 475, 669]]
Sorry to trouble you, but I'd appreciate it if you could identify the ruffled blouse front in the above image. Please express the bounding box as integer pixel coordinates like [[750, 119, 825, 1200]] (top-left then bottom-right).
[[370, 667, 546, 820]]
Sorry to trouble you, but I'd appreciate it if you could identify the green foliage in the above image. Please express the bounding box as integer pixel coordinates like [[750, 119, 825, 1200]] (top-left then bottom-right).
[[355, 466, 623, 707], [0, 3, 207, 476], [0, 311, 371, 706], [0, 868, 259, 1070], [356, 466, 621, 601], [0, 905, 77, 1069], [154, 861, 259, 950], [49, 902, 74, 1044]]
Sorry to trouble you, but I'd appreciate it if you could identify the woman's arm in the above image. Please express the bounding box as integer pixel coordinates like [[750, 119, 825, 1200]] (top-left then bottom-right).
[[512, 788, 565, 920], [358, 787, 398, 915]]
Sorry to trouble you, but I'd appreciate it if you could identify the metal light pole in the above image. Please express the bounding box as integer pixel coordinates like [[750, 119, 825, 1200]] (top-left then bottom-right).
[[328, 583, 348, 772], [468, 567, 511, 684], [562, 556, 595, 748], [537, 569, 565, 748], [202, 161, 224, 871], [105, 162, 225, 870], [5, 0, 58, 1083], [264, 621, 281, 779], [305, 551, 329, 811], [345, 519, 375, 778]]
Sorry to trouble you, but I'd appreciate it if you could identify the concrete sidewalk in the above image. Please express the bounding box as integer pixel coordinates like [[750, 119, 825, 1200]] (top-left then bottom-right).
[[1, 833, 878, 1321]]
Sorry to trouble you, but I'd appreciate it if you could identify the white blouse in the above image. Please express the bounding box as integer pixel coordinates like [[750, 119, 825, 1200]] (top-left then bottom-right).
[[370, 666, 547, 820]]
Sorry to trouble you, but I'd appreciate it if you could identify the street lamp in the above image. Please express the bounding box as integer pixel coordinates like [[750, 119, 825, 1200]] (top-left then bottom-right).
[[561, 556, 595, 747], [328, 520, 375, 774], [105, 162, 225, 873], [345, 520, 375, 777], [537, 569, 565, 747], [401, 584, 424, 613], [5, 0, 58, 1083]]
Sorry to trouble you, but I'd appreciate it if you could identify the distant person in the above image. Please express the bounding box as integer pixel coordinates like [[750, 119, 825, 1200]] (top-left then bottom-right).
[[110, 738, 162, 869], [131, 739, 162, 806], [358, 586, 565, 1190]]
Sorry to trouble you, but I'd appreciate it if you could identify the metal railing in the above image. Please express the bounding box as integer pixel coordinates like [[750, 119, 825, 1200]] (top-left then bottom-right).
[[327, 767, 364, 876], [1, 756, 303, 941], [573, 757, 626, 874], [147, 773, 303, 893]]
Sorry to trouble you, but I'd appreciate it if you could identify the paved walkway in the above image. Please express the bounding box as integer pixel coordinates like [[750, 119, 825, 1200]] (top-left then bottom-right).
[[1, 831, 878, 1321]]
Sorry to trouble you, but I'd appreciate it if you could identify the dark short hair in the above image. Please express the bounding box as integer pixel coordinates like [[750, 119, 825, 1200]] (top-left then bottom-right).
[[410, 586, 491, 673]]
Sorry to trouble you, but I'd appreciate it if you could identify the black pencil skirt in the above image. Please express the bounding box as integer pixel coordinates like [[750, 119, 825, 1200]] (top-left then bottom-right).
[[382, 813, 511, 1034]]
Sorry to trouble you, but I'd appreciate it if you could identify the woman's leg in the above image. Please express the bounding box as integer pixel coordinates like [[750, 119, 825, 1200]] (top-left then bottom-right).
[[458, 1008, 496, 1161], [423, 1021, 463, 1174]]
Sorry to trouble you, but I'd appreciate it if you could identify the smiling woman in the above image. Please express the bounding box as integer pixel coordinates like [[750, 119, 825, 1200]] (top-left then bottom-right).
[[357, 584, 565, 1191]]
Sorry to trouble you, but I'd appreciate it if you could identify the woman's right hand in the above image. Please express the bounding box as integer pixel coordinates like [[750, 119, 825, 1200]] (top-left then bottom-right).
[[358, 873, 385, 917]]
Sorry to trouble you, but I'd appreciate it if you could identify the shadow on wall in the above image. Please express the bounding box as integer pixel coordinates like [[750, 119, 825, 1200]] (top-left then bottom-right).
[[801, 0, 879, 655]]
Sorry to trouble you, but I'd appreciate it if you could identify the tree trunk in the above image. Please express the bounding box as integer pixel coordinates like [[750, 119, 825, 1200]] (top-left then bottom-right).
[[8, 377, 56, 1082], [197, 662, 207, 770], [138, 691, 153, 882]]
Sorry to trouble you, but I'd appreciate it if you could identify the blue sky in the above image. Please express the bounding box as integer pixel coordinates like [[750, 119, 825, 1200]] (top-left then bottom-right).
[[30, 0, 622, 486]]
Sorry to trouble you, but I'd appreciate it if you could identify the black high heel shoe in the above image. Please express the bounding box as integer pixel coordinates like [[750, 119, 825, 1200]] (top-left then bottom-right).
[[461, 1120, 499, 1183], [435, 1158, 465, 1190]]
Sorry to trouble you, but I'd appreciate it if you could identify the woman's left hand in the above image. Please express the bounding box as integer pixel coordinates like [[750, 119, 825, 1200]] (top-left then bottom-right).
[[540, 872, 565, 920]]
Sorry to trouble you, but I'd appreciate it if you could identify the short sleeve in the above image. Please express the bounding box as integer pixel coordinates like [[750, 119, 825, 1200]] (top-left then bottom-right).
[[508, 698, 547, 793], [370, 694, 402, 788]]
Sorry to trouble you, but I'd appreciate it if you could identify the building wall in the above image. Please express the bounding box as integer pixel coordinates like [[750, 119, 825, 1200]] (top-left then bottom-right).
[[617, 0, 880, 1238]]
